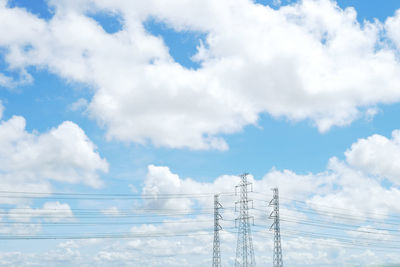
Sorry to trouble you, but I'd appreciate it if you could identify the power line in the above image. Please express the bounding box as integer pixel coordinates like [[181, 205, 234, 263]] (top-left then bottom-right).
[[279, 213, 400, 231], [279, 227, 400, 245], [261, 231, 400, 252], [0, 219, 214, 226], [281, 197, 400, 219], [280, 206, 400, 225], [3, 186, 400, 264], [1, 211, 216, 218], [0, 191, 236, 201], [0, 190, 235, 197], [0, 230, 216, 240], [253, 192, 400, 219], [280, 218, 400, 235]]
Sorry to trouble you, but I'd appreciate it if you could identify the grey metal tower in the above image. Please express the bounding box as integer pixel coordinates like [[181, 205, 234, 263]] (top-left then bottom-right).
[[212, 194, 223, 267], [235, 173, 256, 267], [269, 188, 283, 267]]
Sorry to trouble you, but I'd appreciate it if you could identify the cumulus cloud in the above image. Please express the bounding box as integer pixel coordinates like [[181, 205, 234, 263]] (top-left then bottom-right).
[[142, 164, 333, 214], [345, 130, 400, 185], [142, 164, 240, 210], [137, 129, 400, 265], [307, 157, 400, 220], [0, 113, 109, 204], [83, 144, 400, 266], [144, 158, 400, 224], [1, 0, 400, 149], [386, 9, 400, 49], [2, 127, 400, 266]]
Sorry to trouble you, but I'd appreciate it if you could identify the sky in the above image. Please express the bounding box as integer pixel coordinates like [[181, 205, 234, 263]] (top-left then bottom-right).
[[1, 0, 400, 266]]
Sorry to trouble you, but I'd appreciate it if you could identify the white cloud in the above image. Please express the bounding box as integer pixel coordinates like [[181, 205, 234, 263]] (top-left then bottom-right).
[[0, 221, 41, 235], [142, 151, 400, 221], [0, 70, 32, 88], [0, 110, 398, 265], [0, 113, 109, 204], [1, 139, 400, 266], [386, 9, 400, 49], [308, 157, 400, 220], [255, 168, 333, 201], [345, 130, 400, 185], [0, 73, 13, 88], [1, 1, 400, 149], [142, 165, 240, 210], [8, 201, 74, 223], [134, 129, 400, 265], [68, 98, 88, 112]]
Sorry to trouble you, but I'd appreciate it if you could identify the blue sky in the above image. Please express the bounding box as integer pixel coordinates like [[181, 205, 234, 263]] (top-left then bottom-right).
[[1, 0, 400, 266]]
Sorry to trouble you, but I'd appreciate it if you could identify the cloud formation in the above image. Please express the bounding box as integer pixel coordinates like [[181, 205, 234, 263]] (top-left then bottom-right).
[[0, 113, 109, 204], [386, 9, 400, 49], [8, 202, 74, 223], [1, 0, 400, 149], [345, 130, 400, 185], [1, 127, 400, 266]]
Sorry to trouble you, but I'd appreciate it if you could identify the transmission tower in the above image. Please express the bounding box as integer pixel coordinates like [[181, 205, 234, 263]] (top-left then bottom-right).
[[269, 188, 283, 267], [235, 173, 256, 267], [212, 194, 223, 267]]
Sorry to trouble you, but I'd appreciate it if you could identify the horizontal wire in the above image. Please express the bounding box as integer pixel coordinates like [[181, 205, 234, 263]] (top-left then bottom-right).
[[253, 191, 400, 220], [0, 208, 237, 219], [0, 195, 221, 200], [0, 230, 216, 240], [2, 189, 400, 251], [0, 190, 235, 196], [281, 206, 400, 224], [262, 231, 400, 252], [281, 233, 400, 250], [0, 207, 235, 212], [0, 206, 237, 213], [2, 211, 215, 218], [281, 218, 400, 236], [256, 230, 400, 251], [280, 214, 400, 232], [279, 227, 400, 244], [0, 219, 214, 226], [280, 211, 400, 229], [282, 197, 400, 219]]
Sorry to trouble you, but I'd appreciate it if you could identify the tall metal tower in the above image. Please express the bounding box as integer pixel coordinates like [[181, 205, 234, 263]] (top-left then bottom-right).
[[212, 194, 223, 267], [235, 173, 256, 267], [269, 188, 283, 267]]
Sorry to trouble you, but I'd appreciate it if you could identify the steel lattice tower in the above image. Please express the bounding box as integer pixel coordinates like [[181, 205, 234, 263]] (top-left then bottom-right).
[[212, 194, 223, 267], [235, 173, 256, 267], [269, 188, 283, 267]]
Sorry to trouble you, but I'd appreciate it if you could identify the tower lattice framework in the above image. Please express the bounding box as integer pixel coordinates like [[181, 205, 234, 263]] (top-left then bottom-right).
[[212, 194, 223, 267], [235, 173, 256, 267], [269, 188, 283, 267]]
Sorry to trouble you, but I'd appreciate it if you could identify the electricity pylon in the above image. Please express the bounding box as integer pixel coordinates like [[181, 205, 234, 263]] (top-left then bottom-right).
[[235, 173, 255, 267], [269, 188, 283, 267], [212, 194, 223, 267]]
